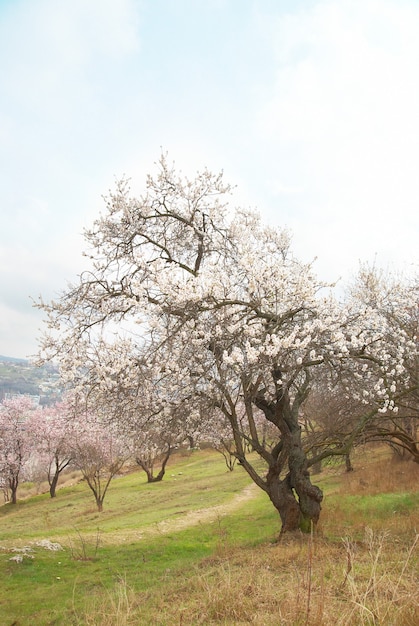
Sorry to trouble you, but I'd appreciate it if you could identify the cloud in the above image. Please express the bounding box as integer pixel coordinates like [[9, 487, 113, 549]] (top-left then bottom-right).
[[0, 302, 44, 359], [0, 0, 418, 358], [0, 0, 142, 157], [252, 0, 419, 281]]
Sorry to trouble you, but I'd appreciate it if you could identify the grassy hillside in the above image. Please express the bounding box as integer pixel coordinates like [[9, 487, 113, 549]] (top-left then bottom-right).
[[0, 448, 418, 625]]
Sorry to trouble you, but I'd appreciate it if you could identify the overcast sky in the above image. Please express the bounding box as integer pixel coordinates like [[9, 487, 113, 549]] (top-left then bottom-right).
[[1, 0, 418, 359]]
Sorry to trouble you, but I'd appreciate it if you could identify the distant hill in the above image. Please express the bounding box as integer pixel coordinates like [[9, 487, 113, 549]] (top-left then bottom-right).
[[0, 356, 61, 405], [0, 355, 29, 364]]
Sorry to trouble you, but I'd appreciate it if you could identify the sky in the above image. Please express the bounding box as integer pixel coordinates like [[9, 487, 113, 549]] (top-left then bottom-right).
[[1, 0, 418, 359]]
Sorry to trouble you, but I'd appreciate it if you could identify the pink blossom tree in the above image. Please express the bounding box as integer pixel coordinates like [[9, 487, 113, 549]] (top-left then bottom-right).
[[130, 423, 176, 483], [69, 413, 128, 512], [27, 400, 75, 497], [0, 396, 34, 504]]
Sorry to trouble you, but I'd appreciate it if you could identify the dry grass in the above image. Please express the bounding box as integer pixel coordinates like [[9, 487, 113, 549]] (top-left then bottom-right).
[[317, 450, 419, 540], [75, 450, 419, 626], [337, 452, 419, 496], [76, 528, 418, 625]]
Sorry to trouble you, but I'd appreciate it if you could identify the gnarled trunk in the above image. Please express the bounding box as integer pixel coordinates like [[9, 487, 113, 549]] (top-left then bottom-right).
[[288, 431, 323, 529], [254, 369, 323, 534], [265, 458, 323, 534], [266, 470, 301, 532]]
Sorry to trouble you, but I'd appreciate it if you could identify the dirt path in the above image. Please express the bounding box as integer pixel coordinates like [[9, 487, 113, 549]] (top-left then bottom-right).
[[103, 482, 259, 545], [155, 482, 258, 533]]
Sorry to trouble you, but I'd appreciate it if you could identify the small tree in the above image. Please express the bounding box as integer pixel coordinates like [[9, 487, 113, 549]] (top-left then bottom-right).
[[131, 425, 175, 483], [0, 396, 34, 504], [204, 407, 246, 471], [127, 401, 194, 483], [28, 401, 75, 497], [70, 414, 128, 512]]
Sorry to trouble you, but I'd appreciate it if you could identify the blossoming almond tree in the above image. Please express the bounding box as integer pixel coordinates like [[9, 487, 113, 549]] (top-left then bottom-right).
[[27, 400, 76, 497], [52, 338, 208, 484], [0, 396, 34, 504], [130, 423, 176, 483], [37, 155, 417, 534], [340, 266, 419, 462], [69, 412, 129, 512]]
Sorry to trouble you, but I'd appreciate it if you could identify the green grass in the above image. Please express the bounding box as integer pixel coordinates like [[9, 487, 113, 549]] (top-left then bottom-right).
[[0, 447, 418, 625], [343, 491, 418, 517], [0, 450, 253, 542], [0, 450, 274, 624]]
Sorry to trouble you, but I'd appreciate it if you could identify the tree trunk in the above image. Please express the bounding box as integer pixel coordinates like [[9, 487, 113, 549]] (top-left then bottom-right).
[[9, 476, 18, 504], [266, 470, 302, 533], [138, 462, 165, 483], [147, 471, 164, 483], [254, 374, 323, 535], [146, 448, 172, 482], [288, 433, 323, 530], [345, 453, 354, 472], [49, 471, 60, 498], [223, 450, 236, 471], [96, 498, 104, 512], [48, 457, 71, 497], [265, 461, 323, 535], [185, 435, 195, 449], [136, 445, 172, 483]]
